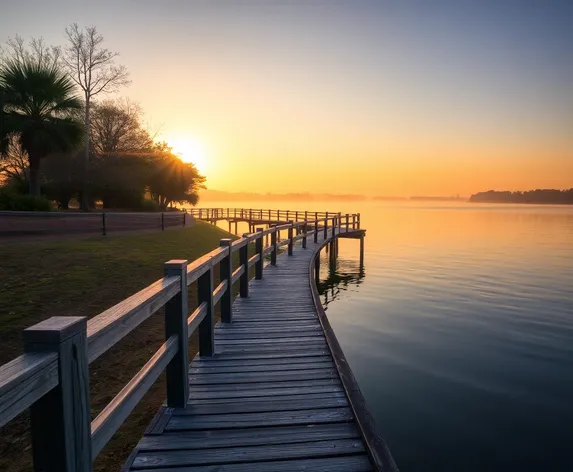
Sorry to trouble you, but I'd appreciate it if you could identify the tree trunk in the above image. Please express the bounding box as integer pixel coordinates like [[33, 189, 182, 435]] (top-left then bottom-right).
[[28, 153, 41, 197], [80, 96, 90, 211]]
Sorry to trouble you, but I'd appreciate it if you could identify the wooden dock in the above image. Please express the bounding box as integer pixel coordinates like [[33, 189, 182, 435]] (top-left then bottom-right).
[[0, 209, 397, 472]]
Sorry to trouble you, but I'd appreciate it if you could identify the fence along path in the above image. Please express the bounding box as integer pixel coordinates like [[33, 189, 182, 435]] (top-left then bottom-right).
[[0, 210, 397, 472]]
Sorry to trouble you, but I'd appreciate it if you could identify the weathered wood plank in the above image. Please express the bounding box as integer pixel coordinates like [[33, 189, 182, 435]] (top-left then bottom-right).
[[127, 455, 373, 472], [173, 396, 349, 415], [138, 422, 359, 450], [131, 439, 365, 468], [189, 360, 334, 374], [188, 384, 344, 400], [184, 391, 347, 406], [188, 368, 339, 385], [192, 349, 331, 362]]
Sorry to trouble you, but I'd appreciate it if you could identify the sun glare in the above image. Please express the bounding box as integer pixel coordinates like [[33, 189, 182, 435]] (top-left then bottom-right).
[[168, 136, 208, 174]]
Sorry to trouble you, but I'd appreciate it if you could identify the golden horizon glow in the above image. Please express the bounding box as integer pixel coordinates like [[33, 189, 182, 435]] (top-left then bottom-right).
[[165, 135, 210, 175]]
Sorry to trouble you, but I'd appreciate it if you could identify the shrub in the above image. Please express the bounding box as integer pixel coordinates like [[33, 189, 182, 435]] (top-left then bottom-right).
[[0, 189, 53, 211], [138, 198, 160, 212]]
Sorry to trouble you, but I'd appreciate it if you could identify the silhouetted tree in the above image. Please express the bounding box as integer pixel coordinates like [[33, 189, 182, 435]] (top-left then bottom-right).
[[147, 147, 205, 210], [90, 98, 153, 155], [0, 51, 83, 195], [469, 189, 573, 204], [63, 24, 130, 209]]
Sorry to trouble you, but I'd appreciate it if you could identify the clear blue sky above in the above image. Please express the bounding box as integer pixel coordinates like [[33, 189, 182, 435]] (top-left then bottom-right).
[[1, 0, 572, 195]]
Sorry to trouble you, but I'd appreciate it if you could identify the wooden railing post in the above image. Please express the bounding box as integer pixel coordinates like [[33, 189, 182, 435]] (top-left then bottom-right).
[[161, 212, 165, 231], [357, 213, 361, 229], [24, 316, 92, 472], [183, 212, 186, 227], [286, 210, 289, 222], [164, 260, 189, 408], [323, 218, 328, 240], [102, 212, 106, 236], [198, 265, 214, 356], [271, 225, 277, 266], [314, 219, 318, 243], [303, 220, 308, 249], [219, 239, 233, 322], [346, 213, 350, 231], [239, 234, 249, 298], [255, 228, 264, 279], [288, 221, 294, 255]]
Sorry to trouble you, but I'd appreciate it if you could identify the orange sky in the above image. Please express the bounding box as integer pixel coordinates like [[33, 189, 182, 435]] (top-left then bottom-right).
[[2, 1, 572, 197]]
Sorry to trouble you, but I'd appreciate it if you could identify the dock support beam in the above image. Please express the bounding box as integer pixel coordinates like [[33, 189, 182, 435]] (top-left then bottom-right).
[[360, 234, 365, 267]]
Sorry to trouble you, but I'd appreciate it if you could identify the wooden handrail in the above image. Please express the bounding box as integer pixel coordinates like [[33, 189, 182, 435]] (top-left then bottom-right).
[[0, 352, 59, 428], [87, 276, 180, 363], [0, 207, 358, 471]]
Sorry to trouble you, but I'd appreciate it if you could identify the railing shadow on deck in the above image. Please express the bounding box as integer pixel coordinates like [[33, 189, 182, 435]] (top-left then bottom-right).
[[0, 209, 362, 471]]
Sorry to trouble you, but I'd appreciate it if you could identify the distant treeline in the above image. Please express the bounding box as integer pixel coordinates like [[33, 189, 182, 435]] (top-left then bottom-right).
[[469, 189, 573, 205]]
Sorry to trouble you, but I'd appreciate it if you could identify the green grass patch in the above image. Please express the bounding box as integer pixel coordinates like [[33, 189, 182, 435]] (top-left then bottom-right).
[[0, 222, 235, 472]]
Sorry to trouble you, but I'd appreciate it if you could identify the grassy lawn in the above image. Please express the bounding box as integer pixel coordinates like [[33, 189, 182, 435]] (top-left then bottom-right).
[[0, 222, 236, 472]]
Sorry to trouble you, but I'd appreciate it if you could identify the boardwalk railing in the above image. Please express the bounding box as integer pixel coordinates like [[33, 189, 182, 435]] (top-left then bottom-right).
[[189, 207, 361, 230], [0, 211, 356, 471]]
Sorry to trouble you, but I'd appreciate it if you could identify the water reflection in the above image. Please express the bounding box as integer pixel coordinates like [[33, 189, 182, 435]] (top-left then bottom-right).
[[318, 257, 365, 309]]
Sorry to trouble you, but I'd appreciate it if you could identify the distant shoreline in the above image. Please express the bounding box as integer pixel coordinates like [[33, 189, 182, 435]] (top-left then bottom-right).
[[469, 189, 573, 205]]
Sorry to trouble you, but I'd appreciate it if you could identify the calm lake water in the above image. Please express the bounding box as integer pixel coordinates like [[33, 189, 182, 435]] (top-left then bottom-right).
[[203, 201, 573, 472]]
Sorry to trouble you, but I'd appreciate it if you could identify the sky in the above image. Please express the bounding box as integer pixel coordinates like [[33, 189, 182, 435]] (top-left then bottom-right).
[[1, 0, 572, 197]]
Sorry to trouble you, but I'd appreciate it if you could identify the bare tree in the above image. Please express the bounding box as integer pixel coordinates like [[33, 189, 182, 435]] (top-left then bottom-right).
[[90, 98, 154, 155], [63, 24, 130, 209], [0, 35, 61, 69]]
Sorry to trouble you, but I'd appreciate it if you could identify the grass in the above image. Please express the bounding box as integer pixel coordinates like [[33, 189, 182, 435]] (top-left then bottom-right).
[[0, 222, 237, 472]]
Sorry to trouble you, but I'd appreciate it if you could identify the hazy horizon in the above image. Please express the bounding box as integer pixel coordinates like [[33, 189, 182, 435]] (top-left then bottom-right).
[[2, 0, 571, 197]]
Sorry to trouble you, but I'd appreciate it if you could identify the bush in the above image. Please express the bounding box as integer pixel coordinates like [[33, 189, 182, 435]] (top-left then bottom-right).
[[0, 189, 53, 211], [138, 198, 160, 212]]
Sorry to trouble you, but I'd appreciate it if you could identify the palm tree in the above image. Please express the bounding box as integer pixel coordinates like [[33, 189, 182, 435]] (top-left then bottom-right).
[[0, 58, 83, 196]]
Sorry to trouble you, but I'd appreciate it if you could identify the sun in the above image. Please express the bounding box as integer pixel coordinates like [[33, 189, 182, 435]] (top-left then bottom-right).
[[168, 136, 208, 173]]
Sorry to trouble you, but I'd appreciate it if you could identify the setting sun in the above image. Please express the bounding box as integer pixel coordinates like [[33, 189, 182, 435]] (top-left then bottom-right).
[[167, 136, 208, 174]]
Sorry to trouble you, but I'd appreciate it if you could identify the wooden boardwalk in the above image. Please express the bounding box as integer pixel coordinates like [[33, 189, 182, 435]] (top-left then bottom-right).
[[0, 209, 396, 472], [124, 235, 388, 471]]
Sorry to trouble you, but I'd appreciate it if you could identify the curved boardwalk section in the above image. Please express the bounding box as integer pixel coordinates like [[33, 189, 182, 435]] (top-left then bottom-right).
[[125, 237, 382, 471]]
